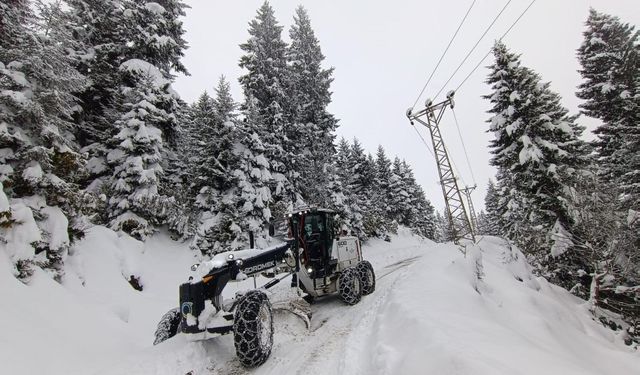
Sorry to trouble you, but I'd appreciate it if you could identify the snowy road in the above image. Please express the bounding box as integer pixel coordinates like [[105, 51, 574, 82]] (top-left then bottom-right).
[[2, 227, 638, 375], [100, 236, 432, 375]]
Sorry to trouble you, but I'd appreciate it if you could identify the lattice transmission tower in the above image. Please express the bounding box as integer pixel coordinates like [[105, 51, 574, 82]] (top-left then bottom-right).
[[407, 91, 475, 244], [460, 185, 478, 234]]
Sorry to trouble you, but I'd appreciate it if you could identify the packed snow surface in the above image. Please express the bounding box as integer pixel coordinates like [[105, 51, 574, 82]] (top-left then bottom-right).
[[1, 227, 637, 374]]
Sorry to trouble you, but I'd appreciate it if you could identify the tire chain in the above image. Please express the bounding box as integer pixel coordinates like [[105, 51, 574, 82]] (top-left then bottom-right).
[[233, 290, 273, 367], [357, 260, 376, 295], [153, 307, 181, 345], [338, 267, 362, 305]]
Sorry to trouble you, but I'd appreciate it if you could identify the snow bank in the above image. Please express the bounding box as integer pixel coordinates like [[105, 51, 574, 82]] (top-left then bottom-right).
[[1, 200, 41, 262], [1, 228, 637, 375], [342, 236, 638, 375], [0, 226, 198, 375]]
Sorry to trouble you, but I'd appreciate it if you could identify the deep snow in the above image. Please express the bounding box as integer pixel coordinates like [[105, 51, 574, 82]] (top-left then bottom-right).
[[1, 227, 638, 375]]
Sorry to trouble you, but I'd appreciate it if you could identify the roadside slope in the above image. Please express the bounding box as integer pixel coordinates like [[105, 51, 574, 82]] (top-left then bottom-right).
[[1, 228, 638, 374]]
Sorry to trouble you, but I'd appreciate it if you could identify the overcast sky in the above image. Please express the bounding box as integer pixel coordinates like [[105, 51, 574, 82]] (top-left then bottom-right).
[[173, 0, 640, 213]]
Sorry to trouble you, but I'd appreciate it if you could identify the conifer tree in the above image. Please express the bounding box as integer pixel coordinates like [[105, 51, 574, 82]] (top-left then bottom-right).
[[334, 138, 360, 233], [390, 158, 411, 225], [483, 179, 502, 236], [475, 211, 490, 235], [287, 6, 338, 206], [334, 138, 364, 236], [161, 100, 193, 238], [233, 97, 273, 248], [127, 0, 189, 78], [191, 77, 244, 254], [361, 152, 383, 237], [576, 11, 640, 333], [399, 160, 436, 239], [375, 145, 394, 226], [577, 9, 639, 195], [187, 91, 217, 201], [485, 41, 588, 257], [64, 0, 131, 181], [65, 0, 189, 194], [239, 1, 296, 217], [106, 63, 173, 239], [411, 185, 437, 240], [0, 0, 85, 280], [434, 211, 452, 242]]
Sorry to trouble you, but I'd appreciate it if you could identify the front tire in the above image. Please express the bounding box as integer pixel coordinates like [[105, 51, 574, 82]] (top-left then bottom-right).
[[153, 307, 181, 345], [233, 290, 273, 367], [357, 260, 376, 295], [338, 266, 362, 305]]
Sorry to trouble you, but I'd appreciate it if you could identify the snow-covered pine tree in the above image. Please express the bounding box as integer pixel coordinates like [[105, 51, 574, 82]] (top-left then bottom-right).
[[334, 138, 361, 234], [483, 179, 502, 236], [333, 138, 435, 240], [98, 0, 187, 239], [485, 41, 590, 287], [64, 0, 132, 186], [123, 0, 190, 216], [324, 159, 348, 226], [373, 145, 394, 231], [287, 5, 338, 206], [399, 160, 436, 239], [233, 96, 273, 248], [577, 9, 639, 195], [106, 61, 177, 239], [126, 0, 189, 79], [186, 92, 217, 201], [390, 157, 411, 226], [434, 211, 452, 242], [475, 210, 490, 235], [0, 0, 85, 280], [361, 152, 384, 237], [161, 99, 192, 238], [182, 91, 217, 247], [334, 138, 367, 237], [341, 140, 375, 238], [575, 10, 640, 336], [66, 0, 188, 198], [239, 1, 297, 219], [190, 77, 245, 255]]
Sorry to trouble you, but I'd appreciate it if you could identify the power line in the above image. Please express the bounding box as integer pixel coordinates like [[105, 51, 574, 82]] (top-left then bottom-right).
[[411, 124, 436, 159], [455, 0, 538, 92], [411, 0, 477, 111], [451, 108, 476, 185], [434, 0, 513, 100], [445, 141, 467, 187]]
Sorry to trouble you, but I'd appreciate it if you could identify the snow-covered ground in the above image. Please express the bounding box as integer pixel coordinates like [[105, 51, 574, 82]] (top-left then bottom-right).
[[1, 227, 638, 374]]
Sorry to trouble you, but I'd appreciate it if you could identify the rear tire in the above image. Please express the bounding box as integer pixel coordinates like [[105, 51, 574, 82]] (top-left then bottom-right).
[[338, 266, 361, 305], [233, 290, 273, 367], [357, 260, 376, 295], [153, 307, 181, 345]]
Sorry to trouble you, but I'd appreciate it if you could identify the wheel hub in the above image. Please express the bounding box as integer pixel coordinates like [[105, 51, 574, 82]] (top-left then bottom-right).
[[258, 303, 272, 348]]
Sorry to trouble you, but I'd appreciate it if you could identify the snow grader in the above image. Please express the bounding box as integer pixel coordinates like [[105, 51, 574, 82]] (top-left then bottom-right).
[[153, 207, 376, 367]]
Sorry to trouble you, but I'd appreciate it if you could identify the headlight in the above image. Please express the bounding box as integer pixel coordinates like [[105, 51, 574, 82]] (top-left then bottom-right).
[[227, 254, 235, 260], [235, 259, 244, 267], [307, 267, 313, 273], [190, 263, 199, 271]]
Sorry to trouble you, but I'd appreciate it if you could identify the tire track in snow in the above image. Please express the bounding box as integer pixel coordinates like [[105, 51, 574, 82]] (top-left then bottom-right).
[[338, 253, 422, 375], [251, 244, 433, 375]]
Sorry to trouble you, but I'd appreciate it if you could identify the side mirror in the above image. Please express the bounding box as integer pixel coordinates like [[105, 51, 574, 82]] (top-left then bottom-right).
[[268, 223, 275, 237]]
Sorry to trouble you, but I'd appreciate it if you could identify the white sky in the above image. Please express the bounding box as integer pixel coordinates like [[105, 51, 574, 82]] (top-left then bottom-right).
[[173, 0, 640, 213]]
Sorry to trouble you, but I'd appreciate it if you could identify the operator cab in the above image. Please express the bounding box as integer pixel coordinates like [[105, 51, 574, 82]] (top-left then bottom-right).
[[288, 207, 337, 278]]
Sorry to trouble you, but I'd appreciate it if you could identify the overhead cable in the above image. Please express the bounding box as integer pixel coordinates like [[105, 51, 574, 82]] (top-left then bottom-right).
[[434, 0, 513, 100], [411, 0, 477, 111], [454, 0, 538, 93]]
